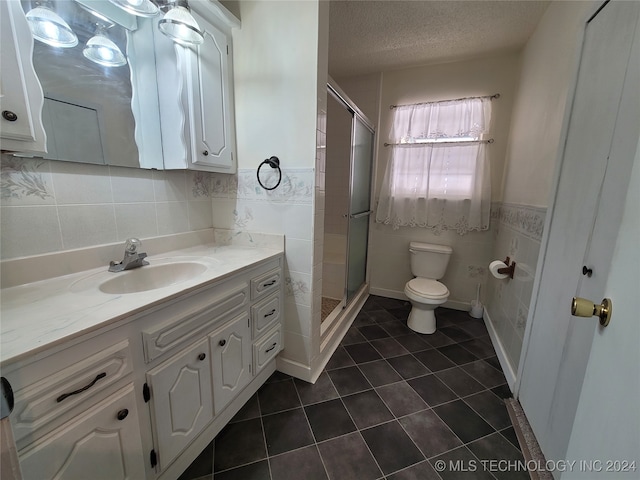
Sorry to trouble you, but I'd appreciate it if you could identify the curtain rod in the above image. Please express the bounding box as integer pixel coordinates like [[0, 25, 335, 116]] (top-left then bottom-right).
[[384, 138, 494, 147], [390, 93, 500, 110]]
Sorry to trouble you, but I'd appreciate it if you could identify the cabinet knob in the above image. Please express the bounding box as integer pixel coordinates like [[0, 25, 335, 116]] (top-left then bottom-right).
[[198, 352, 206, 361], [202, 150, 209, 156], [2, 110, 18, 122], [219, 339, 226, 347], [117, 409, 129, 421]]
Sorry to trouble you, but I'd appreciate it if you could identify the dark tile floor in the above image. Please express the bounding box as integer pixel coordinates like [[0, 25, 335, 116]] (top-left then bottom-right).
[[180, 295, 526, 480]]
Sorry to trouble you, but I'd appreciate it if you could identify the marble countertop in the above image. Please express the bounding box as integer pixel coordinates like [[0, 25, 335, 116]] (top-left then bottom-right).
[[0, 242, 283, 367]]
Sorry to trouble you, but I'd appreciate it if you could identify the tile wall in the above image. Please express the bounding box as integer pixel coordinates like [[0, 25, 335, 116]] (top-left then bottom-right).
[[485, 202, 546, 371], [208, 168, 317, 368], [0, 154, 214, 260]]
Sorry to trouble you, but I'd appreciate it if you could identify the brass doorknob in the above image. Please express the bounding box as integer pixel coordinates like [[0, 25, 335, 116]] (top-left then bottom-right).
[[571, 297, 612, 327]]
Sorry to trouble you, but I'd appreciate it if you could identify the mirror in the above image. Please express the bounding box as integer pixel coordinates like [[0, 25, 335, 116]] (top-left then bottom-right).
[[19, 0, 163, 169]]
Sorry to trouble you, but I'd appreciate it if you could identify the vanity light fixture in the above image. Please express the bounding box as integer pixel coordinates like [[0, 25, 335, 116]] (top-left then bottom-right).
[[83, 24, 127, 67], [25, 2, 78, 48], [157, 0, 204, 46], [107, 0, 159, 18], [108, 0, 204, 46]]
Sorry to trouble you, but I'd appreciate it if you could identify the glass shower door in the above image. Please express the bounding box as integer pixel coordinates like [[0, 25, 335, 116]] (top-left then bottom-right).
[[346, 115, 374, 302]]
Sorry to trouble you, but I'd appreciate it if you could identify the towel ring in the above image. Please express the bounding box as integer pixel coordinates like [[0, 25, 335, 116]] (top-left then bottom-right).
[[257, 156, 282, 191]]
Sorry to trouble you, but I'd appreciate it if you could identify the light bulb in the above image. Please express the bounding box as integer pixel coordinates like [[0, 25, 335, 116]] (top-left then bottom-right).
[[107, 0, 159, 17], [83, 33, 127, 67], [25, 5, 78, 48]]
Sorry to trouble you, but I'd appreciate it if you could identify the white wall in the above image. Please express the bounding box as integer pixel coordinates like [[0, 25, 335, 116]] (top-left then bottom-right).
[[232, 0, 319, 170], [218, 0, 326, 380], [339, 54, 520, 307], [501, 1, 595, 207], [486, 0, 595, 376]]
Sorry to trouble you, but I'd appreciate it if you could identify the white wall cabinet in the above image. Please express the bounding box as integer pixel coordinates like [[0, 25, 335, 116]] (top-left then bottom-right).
[[5, 255, 284, 480], [157, 1, 239, 173], [0, 0, 46, 154]]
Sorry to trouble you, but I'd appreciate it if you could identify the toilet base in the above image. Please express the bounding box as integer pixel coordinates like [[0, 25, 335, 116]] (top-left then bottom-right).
[[407, 306, 437, 334]]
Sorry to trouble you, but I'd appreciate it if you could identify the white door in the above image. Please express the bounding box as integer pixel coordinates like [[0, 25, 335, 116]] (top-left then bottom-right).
[[564, 135, 640, 476], [518, 0, 640, 466]]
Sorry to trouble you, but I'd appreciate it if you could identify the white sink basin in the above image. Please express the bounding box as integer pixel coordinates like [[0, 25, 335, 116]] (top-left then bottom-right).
[[98, 262, 208, 294], [70, 257, 217, 295]]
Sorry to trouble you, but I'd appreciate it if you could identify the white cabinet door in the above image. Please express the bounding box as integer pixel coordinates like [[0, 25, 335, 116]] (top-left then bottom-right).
[[157, 9, 236, 173], [146, 337, 213, 471], [0, 0, 46, 153], [210, 314, 252, 414], [185, 10, 236, 172], [18, 384, 145, 480]]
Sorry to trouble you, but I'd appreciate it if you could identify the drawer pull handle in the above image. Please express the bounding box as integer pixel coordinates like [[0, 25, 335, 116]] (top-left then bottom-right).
[[117, 409, 129, 421], [219, 339, 226, 347], [198, 353, 206, 361], [262, 279, 277, 288], [265, 342, 278, 353], [56, 372, 107, 403], [264, 309, 277, 318]]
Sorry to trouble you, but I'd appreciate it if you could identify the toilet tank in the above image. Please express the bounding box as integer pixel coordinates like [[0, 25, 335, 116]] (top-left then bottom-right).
[[409, 242, 453, 279]]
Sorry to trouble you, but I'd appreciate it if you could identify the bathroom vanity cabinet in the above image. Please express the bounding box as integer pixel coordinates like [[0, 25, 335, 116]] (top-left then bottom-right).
[[2, 255, 283, 480]]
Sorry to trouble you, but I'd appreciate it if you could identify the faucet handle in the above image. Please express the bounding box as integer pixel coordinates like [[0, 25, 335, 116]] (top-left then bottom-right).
[[125, 237, 142, 254]]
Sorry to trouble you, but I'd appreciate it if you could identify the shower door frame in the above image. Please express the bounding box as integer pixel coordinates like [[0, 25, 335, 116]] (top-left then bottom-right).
[[321, 80, 375, 337]]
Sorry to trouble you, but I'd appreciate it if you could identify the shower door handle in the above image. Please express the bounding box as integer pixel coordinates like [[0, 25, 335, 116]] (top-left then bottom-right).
[[349, 210, 372, 219]]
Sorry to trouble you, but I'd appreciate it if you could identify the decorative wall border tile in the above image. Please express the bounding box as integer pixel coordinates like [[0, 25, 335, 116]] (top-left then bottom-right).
[[496, 202, 546, 241], [1, 155, 52, 202], [210, 168, 314, 204]]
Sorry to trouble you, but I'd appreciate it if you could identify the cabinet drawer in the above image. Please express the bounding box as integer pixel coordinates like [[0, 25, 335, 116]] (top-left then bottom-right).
[[253, 327, 282, 374], [252, 293, 281, 339], [12, 340, 133, 446], [142, 283, 249, 363], [250, 268, 281, 300], [18, 384, 145, 480]]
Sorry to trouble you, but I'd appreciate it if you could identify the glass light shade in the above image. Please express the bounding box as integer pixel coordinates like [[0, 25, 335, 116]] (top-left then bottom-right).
[[107, 0, 159, 18], [83, 34, 127, 67], [158, 6, 204, 46], [25, 6, 78, 48]]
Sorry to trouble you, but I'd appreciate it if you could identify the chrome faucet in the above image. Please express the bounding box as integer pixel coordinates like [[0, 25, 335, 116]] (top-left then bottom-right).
[[109, 238, 149, 272]]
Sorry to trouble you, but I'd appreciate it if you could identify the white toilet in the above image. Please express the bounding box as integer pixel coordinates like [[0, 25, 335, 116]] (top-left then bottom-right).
[[404, 241, 453, 334]]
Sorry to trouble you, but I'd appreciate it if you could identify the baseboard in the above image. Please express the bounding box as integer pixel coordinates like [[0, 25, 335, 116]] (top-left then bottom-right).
[[369, 287, 470, 312], [369, 287, 405, 300], [276, 356, 313, 382], [483, 308, 517, 392], [443, 299, 471, 312]]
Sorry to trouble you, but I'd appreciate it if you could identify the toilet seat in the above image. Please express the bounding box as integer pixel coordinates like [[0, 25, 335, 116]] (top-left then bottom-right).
[[405, 278, 449, 301]]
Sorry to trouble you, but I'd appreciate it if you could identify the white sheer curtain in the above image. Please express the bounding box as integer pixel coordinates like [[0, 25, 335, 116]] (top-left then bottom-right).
[[375, 97, 492, 234]]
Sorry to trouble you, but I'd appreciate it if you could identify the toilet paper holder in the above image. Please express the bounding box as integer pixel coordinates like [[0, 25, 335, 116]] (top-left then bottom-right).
[[498, 257, 516, 279]]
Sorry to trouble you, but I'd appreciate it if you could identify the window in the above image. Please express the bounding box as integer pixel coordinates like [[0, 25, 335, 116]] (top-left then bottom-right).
[[375, 96, 493, 234]]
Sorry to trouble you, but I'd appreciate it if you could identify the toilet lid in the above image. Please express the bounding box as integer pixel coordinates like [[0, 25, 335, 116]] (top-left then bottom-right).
[[406, 278, 449, 299]]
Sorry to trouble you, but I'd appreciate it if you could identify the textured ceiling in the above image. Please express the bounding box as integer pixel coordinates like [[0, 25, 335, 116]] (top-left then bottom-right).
[[328, 0, 550, 78]]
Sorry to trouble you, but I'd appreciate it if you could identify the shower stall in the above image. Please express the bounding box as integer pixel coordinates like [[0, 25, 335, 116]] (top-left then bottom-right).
[[321, 80, 375, 331]]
